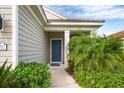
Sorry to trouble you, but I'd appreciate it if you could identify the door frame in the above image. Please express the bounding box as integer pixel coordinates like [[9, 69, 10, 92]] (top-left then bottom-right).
[[50, 38, 63, 63]]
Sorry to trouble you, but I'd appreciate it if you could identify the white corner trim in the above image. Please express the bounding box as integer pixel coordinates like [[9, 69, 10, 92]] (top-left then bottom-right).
[[50, 38, 63, 63], [12, 5, 18, 69]]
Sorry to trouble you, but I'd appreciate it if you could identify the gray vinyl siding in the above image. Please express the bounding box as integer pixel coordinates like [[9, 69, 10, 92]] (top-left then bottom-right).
[[18, 6, 49, 64], [0, 5, 12, 66]]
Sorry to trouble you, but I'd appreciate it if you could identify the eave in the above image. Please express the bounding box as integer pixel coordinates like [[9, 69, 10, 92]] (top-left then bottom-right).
[[25, 5, 48, 29], [45, 20, 104, 32], [26, 5, 105, 32]]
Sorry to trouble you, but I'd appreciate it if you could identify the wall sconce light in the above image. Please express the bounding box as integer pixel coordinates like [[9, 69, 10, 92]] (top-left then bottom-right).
[[0, 15, 4, 32]]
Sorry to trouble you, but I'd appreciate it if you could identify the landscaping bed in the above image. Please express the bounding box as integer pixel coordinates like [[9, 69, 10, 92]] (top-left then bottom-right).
[[68, 33, 124, 88], [74, 69, 124, 88]]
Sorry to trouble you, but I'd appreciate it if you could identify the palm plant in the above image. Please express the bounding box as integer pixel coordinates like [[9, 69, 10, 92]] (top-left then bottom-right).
[[0, 59, 15, 87], [68, 33, 124, 72]]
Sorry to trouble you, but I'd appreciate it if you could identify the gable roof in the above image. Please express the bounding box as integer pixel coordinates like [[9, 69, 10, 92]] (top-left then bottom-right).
[[42, 6, 66, 19], [29, 5, 105, 32], [109, 30, 124, 38], [42, 6, 105, 24]]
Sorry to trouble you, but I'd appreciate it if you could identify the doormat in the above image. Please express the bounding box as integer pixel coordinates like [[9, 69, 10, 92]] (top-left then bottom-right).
[[50, 63, 60, 66]]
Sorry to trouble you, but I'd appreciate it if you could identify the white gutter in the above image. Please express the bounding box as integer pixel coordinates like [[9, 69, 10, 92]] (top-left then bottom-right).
[[47, 22, 104, 26]]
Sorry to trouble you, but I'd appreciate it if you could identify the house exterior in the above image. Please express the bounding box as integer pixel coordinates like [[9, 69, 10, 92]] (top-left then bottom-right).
[[0, 6, 12, 66], [109, 30, 124, 47], [0, 5, 105, 68], [109, 30, 124, 39]]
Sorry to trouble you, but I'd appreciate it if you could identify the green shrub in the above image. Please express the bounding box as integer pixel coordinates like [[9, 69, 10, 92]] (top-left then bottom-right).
[[9, 62, 51, 88], [0, 59, 16, 88], [74, 69, 124, 88], [68, 33, 124, 88], [68, 33, 124, 72]]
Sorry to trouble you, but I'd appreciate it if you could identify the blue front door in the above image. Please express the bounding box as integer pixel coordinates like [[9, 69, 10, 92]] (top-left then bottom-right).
[[52, 40, 61, 62]]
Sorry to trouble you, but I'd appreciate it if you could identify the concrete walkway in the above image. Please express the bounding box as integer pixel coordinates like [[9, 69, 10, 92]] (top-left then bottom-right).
[[50, 67, 80, 88]]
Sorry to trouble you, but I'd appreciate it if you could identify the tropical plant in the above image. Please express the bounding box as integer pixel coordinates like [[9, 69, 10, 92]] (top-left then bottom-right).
[[67, 33, 124, 87], [68, 33, 124, 72], [0, 59, 15, 88]]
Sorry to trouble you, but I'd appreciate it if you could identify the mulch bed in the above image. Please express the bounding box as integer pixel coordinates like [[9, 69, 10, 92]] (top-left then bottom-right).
[[65, 67, 75, 79]]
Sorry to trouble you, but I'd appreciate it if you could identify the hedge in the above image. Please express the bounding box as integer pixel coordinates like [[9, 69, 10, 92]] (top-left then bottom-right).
[[9, 62, 51, 88], [68, 33, 124, 88], [74, 68, 124, 88]]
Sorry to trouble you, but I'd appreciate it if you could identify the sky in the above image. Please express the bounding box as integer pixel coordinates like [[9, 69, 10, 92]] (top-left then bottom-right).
[[46, 5, 124, 36]]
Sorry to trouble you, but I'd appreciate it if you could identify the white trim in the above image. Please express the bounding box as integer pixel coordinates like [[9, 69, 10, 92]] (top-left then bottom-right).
[[43, 6, 66, 19], [12, 5, 18, 69], [64, 30, 70, 67], [37, 5, 48, 23], [44, 26, 98, 32], [50, 38, 63, 63], [47, 22, 104, 26]]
